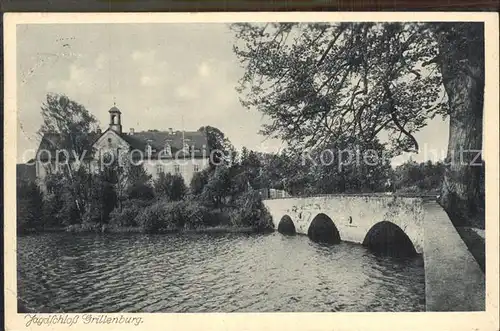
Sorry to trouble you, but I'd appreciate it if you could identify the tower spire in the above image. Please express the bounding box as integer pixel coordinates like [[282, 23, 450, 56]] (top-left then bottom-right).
[[182, 115, 185, 158], [108, 103, 122, 134]]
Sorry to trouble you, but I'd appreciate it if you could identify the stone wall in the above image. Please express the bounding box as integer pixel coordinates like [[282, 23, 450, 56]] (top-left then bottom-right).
[[263, 195, 425, 253]]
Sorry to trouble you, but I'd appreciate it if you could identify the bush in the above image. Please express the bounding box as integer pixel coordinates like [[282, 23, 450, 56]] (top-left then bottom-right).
[[17, 181, 44, 233], [127, 182, 155, 200], [232, 190, 273, 231], [154, 173, 187, 201], [182, 201, 221, 229], [190, 169, 210, 195], [134, 199, 225, 233], [108, 199, 150, 228], [200, 165, 231, 208], [42, 193, 64, 228], [135, 200, 176, 233], [17, 198, 43, 233], [81, 206, 101, 224]]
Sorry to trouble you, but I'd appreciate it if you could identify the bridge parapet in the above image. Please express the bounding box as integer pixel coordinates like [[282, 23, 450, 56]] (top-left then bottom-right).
[[263, 195, 425, 253]]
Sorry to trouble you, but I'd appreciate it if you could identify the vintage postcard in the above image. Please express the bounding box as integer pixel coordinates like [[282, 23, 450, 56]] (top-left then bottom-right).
[[3, 12, 499, 331]]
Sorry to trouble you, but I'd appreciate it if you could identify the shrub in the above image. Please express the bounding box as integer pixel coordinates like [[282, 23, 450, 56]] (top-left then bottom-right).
[[200, 165, 231, 208], [154, 173, 187, 201], [182, 201, 220, 229], [126, 182, 155, 200], [17, 181, 44, 233], [87, 174, 118, 223], [134, 199, 225, 233], [190, 169, 210, 195], [171, 174, 187, 200], [108, 199, 150, 228], [232, 190, 273, 231], [81, 206, 101, 224], [135, 200, 176, 233], [42, 193, 64, 228], [125, 163, 155, 200]]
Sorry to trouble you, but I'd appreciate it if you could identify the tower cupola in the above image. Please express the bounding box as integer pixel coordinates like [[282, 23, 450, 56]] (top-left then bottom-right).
[[109, 104, 122, 134]]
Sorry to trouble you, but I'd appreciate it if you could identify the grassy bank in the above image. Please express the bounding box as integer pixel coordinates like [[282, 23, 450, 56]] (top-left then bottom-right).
[[61, 224, 264, 234]]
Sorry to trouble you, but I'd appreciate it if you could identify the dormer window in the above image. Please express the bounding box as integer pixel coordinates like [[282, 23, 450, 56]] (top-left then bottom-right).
[[183, 138, 191, 154], [146, 139, 153, 157], [164, 141, 172, 157]]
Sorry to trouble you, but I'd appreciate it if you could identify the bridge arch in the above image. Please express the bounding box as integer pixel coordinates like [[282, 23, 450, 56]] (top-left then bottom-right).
[[362, 221, 417, 257], [277, 215, 296, 235], [307, 213, 341, 244]]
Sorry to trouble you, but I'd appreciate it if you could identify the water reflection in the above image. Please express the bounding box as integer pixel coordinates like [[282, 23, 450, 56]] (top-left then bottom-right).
[[17, 232, 425, 312]]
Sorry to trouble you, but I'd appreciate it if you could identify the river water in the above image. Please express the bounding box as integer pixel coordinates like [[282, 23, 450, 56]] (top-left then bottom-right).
[[17, 232, 425, 312]]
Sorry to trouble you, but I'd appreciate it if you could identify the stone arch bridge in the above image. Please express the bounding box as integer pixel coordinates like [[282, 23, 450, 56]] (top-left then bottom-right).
[[262, 194, 485, 312]]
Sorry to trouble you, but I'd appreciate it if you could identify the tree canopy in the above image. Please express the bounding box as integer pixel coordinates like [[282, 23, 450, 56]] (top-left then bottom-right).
[[231, 22, 480, 153], [232, 22, 485, 225], [38, 93, 100, 155]]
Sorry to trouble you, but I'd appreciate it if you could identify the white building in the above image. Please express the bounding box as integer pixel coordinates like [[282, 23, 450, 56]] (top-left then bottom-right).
[[35, 105, 210, 186]]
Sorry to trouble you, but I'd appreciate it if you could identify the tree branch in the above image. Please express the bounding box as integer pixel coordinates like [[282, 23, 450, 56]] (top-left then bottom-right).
[[384, 83, 419, 152], [317, 26, 347, 67]]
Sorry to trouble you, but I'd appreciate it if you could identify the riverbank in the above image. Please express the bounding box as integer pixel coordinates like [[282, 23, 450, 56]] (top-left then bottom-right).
[[19, 224, 266, 235]]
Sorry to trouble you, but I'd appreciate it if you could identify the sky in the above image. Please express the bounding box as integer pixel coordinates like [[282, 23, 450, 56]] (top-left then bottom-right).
[[16, 23, 450, 165]]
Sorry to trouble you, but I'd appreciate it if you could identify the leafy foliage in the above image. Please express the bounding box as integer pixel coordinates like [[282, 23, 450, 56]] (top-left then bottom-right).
[[394, 160, 445, 194], [198, 126, 237, 166], [135, 200, 177, 233], [189, 168, 211, 195], [135, 199, 220, 233], [38, 93, 100, 156], [125, 163, 154, 200], [231, 22, 448, 154], [231, 190, 273, 231], [17, 180, 44, 233], [109, 199, 153, 228], [84, 172, 117, 224], [200, 165, 231, 208], [154, 172, 187, 201]]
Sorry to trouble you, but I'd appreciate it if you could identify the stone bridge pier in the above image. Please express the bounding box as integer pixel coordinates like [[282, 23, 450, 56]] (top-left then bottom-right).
[[263, 194, 485, 312]]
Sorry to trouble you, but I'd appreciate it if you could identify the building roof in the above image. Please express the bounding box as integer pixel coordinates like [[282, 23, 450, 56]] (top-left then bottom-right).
[[109, 106, 121, 114], [37, 129, 208, 160], [122, 130, 208, 158]]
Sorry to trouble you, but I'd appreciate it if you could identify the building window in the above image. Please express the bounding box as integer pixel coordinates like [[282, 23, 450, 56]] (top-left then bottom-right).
[[174, 164, 181, 174], [164, 142, 172, 157], [193, 164, 199, 172], [156, 164, 164, 175]]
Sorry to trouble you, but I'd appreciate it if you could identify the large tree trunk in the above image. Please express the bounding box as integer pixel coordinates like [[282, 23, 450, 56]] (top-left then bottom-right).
[[436, 23, 485, 228]]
